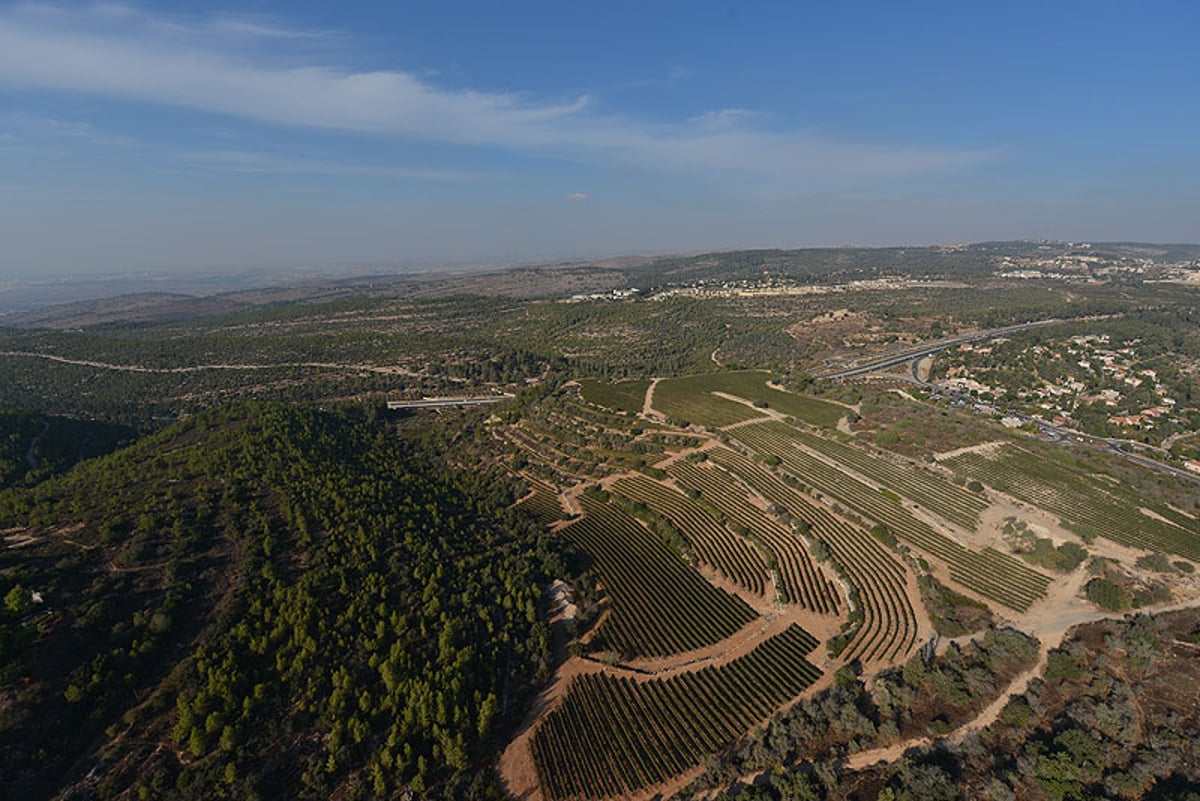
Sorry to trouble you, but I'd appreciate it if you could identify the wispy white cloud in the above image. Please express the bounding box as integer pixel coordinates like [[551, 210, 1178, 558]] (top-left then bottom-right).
[[183, 149, 487, 182], [206, 15, 332, 41], [606, 65, 691, 93], [564, 192, 590, 202], [0, 111, 140, 147], [691, 108, 761, 131], [0, 4, 996, 182]]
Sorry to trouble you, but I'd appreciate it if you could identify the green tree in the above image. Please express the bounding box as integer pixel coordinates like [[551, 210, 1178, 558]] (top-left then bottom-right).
[[4, 584, 33, 615]]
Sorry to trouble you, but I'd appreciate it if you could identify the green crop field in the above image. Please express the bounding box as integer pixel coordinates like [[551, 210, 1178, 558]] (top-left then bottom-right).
[[784, 426, 988, 530], [666, 459, 840, 615], [709, 448, 919, 664], [515, 478, 566, 526], [651, 371, 843, 429], [612, 474, 770, 597], [577, 378, 651, 413]]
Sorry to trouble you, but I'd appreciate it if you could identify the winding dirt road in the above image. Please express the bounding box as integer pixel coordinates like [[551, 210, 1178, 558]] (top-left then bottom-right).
[[0, 351, 418, 375]]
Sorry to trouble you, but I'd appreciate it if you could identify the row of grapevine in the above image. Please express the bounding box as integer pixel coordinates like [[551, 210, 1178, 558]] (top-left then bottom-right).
[[560, 495, 758, 657], [611, 474, 770, 597], [531, 624, 822, 800], [515, 478, 567, 527], [665, 459, 840, 615], [732, 422, 1051, 612], [943, 445, 1200, 560], [784, 426, 987, 530], [708, 448, 919, 664]]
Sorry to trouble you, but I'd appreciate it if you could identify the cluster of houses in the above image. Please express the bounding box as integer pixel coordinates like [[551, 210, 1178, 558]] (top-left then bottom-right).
[[937, 334, 1191, 435], [993, 247, 1200, 284], [643, 276, 924, 301]]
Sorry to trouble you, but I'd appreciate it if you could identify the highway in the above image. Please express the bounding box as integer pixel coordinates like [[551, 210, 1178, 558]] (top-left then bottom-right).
[[386, 395, 513, 410], [814, 314, 1200, 486], [1029, 421, 1200, 484], [816, 317, 1098, 381]]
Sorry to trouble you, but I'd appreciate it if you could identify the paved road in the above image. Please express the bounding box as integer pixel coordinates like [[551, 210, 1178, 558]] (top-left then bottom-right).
[[816, 317, 1100, 381], [386, 395, 512, 410], [1099, 441, 1200, 484], [817, 315, 1200, 486], [912, 389, 1200, 485]]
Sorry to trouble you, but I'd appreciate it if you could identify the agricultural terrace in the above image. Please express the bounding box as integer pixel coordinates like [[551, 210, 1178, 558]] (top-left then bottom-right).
[[611, 474, 771, 597], [783, 427, 988, 530], [560, 495, 757, 658], [732, 421, 1051, 612], [651, 371, 843, 428], [530, 624, 822, 800], [665, 459, 841, 615], [943, 444, 1200, 561], [515, 478, 566, 527], [708, 448, 921, 664], [508, 396, 671, 479], [561, 398, 658, 433]]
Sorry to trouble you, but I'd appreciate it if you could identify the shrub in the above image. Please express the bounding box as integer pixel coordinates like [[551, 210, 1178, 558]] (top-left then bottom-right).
[[1085, 578, 1132, 611], [1056, 542, 1088, 572], [871, 523, 897, 548], [1135, 553, 1173, 573], [876, 430, 900, 446], [1045, 651, 1084, 681]]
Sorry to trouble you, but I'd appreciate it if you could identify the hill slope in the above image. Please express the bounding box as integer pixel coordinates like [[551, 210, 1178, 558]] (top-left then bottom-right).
[[0, 403, 558, 800]]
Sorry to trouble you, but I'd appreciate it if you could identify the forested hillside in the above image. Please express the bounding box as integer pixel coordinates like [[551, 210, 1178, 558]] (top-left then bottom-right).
[[0, 404, 560, 800], [0, 408, 133, 488]]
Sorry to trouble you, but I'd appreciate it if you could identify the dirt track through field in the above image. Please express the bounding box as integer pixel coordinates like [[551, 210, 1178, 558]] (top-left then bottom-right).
[[0, 350, 420, 376], [642, 377, 660, 417]]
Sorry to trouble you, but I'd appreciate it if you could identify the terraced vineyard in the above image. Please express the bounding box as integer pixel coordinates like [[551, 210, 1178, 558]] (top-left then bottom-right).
[[732, 421, 1051, 612], [515, 478, 567, 526], [708, 448, 919, 663], [784, 427, 987, 530], [665, 459, 840, 615], [504, 426, 597, 479], [562, 397, 665, 434], [530, 624, 822, 800], [561, 495, 758, 657], [944, 445, 1200, 561], [611, 474, 770, 597]]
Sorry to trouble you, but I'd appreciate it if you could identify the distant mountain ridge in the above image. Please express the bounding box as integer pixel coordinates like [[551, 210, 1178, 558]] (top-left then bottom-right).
[[3, 241, 1196, 329], [0, 292, 252, 329]]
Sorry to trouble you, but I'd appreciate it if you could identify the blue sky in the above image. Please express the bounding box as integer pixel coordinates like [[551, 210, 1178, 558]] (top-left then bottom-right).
[[0, 1, 1197, 275]]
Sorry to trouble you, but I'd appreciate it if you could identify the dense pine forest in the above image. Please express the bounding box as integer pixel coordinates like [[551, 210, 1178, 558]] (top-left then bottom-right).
[[0, 404, 562, 799]]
